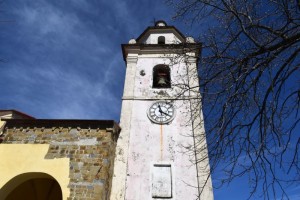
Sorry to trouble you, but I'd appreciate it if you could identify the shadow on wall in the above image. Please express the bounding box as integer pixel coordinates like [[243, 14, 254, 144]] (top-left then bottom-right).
[[0, 172, 62, 200]]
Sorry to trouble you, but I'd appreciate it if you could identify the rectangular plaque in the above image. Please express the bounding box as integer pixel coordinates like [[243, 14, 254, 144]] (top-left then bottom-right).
[[152, 164, 172, 198]]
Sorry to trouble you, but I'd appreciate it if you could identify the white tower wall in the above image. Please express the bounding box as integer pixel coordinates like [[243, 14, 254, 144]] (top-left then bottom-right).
[[111, 22, 213, 200]]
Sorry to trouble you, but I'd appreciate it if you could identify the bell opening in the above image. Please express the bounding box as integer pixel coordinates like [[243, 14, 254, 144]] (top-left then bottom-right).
[[153, 65, 171, 88]]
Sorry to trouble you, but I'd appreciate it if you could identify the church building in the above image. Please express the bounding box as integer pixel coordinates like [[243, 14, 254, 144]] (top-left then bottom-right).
[[0, 21, 213, 200]]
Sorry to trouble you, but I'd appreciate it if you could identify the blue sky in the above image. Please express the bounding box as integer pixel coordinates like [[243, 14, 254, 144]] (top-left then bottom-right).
[[0, 0, 189, 120], [0, 1, 299, 199]]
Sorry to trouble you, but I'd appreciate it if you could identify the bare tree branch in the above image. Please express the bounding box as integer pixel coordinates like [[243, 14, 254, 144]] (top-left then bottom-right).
[[168, 0, 300, 199]]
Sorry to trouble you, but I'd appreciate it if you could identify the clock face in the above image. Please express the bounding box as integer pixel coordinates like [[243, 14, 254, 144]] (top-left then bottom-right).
[[147, 101, 175, 124]]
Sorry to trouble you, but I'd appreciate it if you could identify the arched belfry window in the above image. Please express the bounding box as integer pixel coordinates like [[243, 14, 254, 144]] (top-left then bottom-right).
[[158, 36, 165, 44], [153, 65, 171, 88]]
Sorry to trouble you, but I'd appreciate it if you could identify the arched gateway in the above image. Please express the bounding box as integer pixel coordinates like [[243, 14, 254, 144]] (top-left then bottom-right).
[[0, 172, 62, 200]]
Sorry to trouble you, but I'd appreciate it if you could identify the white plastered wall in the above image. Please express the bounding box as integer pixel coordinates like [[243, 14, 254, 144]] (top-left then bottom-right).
[[111, 51, 213, 200], [142, 33, 182, 44]]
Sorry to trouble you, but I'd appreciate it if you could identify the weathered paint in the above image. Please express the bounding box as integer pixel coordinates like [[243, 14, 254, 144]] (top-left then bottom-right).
[[152, 164, 172, 198], [111, 24, 213, 200]]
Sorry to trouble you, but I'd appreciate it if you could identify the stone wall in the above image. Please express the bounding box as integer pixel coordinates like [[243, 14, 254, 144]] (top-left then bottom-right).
[[1, 119, 120, 200]]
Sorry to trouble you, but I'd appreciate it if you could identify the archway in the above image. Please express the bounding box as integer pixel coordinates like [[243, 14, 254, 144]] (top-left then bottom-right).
[[0, 172, 62, 200]]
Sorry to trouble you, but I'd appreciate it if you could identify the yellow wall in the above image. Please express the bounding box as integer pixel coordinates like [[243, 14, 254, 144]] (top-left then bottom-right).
[[0, 144, 70, 199]]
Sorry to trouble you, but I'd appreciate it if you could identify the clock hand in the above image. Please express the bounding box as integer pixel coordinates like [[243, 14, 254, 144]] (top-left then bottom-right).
[[161, 111, 171, 116], [158, 105, 171, 116], [158, 105, 163, 115], [158, 105, 162, 111]]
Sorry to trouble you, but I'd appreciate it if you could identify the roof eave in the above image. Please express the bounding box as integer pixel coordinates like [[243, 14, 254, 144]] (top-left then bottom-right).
[[121, 43, 202, 62]]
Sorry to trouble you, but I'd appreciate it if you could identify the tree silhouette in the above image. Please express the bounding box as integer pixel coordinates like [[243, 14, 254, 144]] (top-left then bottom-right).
[[169, 0, 300, 199]]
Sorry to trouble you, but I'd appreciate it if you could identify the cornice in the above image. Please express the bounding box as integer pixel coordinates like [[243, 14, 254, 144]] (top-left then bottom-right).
[[121, 43, 202, 62]]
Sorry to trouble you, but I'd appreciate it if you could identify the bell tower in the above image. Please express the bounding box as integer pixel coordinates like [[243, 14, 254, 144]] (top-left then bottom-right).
[[111, 21, 213, 200]]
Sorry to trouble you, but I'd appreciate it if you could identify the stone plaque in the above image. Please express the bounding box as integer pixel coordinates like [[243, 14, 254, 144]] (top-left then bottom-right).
[[152, 164, 172, 198]]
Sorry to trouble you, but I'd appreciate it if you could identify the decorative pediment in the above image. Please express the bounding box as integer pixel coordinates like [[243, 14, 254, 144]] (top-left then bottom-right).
[[136, 20, 186, 44]]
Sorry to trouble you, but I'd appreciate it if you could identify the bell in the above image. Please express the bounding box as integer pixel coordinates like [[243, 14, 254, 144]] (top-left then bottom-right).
[[157, 76, 167, 86]]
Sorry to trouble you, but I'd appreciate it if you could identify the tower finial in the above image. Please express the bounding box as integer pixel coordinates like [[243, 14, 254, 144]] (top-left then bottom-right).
[[155, 20, 167, 27]]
